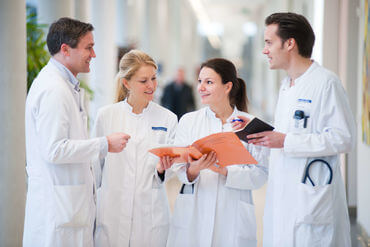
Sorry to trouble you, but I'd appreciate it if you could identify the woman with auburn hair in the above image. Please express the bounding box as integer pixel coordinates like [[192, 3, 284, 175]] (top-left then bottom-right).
[[93, 50, 177, 247], [167, 58, 269, 247]]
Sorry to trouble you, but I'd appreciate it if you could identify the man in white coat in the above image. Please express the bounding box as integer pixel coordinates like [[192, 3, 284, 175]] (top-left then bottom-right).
[[23, 17, 130, 247], [245, 13, 355, 246]]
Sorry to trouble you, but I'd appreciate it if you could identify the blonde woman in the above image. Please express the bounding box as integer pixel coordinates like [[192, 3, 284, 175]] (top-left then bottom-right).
[[93, 50, 177, 247]]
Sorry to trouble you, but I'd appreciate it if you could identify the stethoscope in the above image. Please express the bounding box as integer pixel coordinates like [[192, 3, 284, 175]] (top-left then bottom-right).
[[302, 159, 333, 186]]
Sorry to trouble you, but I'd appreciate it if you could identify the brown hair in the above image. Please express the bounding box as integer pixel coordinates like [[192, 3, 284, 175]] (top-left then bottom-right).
[[47, 17, 94, 56], [200, 58, 248, 112], [265, 12, 315, 58]]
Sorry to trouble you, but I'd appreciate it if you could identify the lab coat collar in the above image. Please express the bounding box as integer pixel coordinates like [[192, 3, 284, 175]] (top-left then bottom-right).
[[49, 57, 80, 91], [226, 107, 241, 122], [122, 98, 153, 116], [205, 106, 217, 119], [205, 106, 239, 122], [282, 60, 319, 89]]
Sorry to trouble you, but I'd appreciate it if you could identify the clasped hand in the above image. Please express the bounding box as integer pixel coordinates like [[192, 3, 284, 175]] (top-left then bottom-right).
[[157, 156, 176, 174], [107, 132, 131, 152], [186, 151, 227, 181]]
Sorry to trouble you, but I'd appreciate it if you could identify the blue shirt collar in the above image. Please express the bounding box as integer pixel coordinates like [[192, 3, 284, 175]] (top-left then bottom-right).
[[50, 57, 80, 91]]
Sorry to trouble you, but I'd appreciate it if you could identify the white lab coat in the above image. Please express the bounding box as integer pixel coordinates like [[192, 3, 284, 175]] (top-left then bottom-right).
[[93, 100, 177, 247], [263, 62, 355, 247], [167, 107, 269, 247], [24, 61, 103, 247]]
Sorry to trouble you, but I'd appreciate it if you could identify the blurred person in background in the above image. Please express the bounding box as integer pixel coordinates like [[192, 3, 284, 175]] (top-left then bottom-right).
[[161, 67, 195, 119]]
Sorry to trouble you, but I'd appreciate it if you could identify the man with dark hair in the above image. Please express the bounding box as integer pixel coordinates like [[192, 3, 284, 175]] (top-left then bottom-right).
[[264, 12, 315, 58], [242, 12, 355, 246], [46, 17, 94, 55], [24, 17, 130, 247]]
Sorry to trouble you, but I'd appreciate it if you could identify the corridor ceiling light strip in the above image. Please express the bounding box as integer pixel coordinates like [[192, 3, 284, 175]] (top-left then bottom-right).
[[188, 0, 221, 49]]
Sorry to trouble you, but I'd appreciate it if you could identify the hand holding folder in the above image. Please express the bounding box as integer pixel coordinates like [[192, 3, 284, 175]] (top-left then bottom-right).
[[149, 132, 257, 167]]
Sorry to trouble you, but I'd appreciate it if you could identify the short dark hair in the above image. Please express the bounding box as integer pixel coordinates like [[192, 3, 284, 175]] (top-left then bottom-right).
[[46, 17, 94, 56], [201, 58, 248, 112], [265, 12, 315, 58]]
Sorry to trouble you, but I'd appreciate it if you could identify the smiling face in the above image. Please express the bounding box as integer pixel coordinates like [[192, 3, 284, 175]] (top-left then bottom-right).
[[262, 24, 289, 70], [65, 31, 96, 76], [124, 65, 157, 105], [197, 67, 232, 107]]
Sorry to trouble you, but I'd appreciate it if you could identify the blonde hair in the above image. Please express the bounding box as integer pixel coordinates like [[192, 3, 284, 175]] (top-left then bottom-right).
[[115, 49, 158, 102]]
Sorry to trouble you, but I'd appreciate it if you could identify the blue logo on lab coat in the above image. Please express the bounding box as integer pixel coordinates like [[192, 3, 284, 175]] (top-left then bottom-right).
[[298, 98, 312, 103], [152, 126, 167, 132]]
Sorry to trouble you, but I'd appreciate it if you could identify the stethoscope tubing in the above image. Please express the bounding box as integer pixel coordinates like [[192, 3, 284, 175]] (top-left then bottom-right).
[[302, 159, 333, 186]]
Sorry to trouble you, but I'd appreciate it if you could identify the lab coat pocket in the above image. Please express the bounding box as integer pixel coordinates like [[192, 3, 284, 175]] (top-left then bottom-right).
[[95, 187, 121, 247], [290, 102, 312, 134], [96, 187, 122, 226], [152, 187, 170, 227], [151, 129, 167, 144], [96, 187, 104, 226], [151, 188, 170, 247], [294, 183, 334, 246], [171, 194, 195, 228], [237, 201, 257, 241], [53, 184, 90, 228]]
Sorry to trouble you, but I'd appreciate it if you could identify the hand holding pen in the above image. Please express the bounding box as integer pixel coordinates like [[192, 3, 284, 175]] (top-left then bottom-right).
[[230, 115, 250, 131]]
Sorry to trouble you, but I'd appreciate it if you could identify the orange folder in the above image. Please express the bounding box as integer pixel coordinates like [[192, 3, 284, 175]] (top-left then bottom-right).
[[149, 132, 258, 167]]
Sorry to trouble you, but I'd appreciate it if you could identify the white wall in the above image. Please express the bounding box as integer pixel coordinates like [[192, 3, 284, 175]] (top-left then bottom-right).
[[356, 0, 370, 235], [357, 138, 370, 232], [89, 0, 117, 124], [0, 1, 27, 245], [343, 0, 360, 208]]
